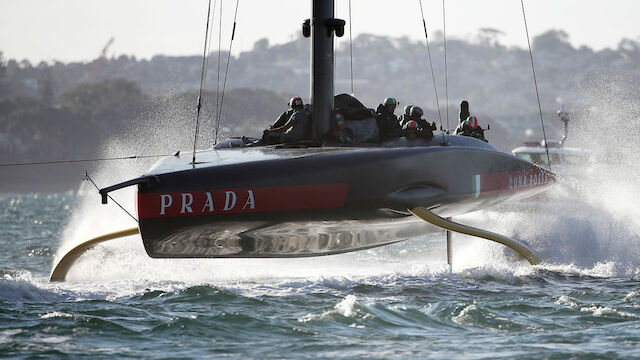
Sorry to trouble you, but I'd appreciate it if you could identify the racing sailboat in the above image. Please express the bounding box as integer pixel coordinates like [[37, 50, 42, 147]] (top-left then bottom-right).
[[51, 0, 554, 281]]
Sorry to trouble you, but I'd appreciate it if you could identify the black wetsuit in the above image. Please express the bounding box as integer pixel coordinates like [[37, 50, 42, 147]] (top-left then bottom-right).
[[398, 114, 411, 128], [272, 109, 295, 129], [283, 110, 311, 140], [460, 123, 485, 140], [455, 119, 486, 141], [263, 109, 311, 144], [415, 118, 437, 140], [375, 104, 402, 140]]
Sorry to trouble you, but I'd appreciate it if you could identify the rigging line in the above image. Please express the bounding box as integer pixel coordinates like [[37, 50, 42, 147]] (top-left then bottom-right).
[[216, 0, 223, 138], [521, 0, 551, 169], [442, 0, 449, 131], [418, 0, 443, 130], [202, 0, 218, 96], [199, 0, 218, 142], [192, 0, 215, 168], [203, 0, 218, 142], [0, 154, 173, 167], [348, 0, 354, 95], [84, 172, 138, 223], [215, 0, 240, 145]]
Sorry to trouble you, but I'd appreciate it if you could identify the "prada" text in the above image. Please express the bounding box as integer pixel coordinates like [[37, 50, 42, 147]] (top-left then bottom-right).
[[158, 190, 255, 215]]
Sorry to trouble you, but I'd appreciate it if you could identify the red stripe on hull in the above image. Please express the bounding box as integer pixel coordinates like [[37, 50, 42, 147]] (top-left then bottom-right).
[[137, 183, 348, 219]]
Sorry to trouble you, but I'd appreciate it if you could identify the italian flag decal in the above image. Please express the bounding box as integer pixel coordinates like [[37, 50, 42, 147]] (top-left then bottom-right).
[[473, 174, 481, 198]]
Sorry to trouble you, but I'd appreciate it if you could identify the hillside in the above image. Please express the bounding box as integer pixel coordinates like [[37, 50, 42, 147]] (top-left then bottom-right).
[[1, 29, 639, 191]]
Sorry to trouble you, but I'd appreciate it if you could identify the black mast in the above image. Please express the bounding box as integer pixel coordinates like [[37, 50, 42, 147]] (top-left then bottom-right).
[[307, 0, 344, 140]]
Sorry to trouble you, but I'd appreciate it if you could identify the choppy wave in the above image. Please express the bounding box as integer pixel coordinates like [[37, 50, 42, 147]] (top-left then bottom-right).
[[0, 276, 70, 303], [3, 257, 640, 358]]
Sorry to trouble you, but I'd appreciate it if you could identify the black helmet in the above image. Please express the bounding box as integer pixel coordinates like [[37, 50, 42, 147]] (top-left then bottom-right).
[[289, 96, 304, 109], [410, 106, 423, 118], [403, 104, 414, 116]]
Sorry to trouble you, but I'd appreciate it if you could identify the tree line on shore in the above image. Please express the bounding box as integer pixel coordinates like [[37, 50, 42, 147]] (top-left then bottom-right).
[[1, 29, 640, 190]]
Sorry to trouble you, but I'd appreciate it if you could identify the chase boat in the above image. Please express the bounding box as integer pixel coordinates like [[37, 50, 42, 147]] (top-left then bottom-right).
[[512, 105, 594, 178]]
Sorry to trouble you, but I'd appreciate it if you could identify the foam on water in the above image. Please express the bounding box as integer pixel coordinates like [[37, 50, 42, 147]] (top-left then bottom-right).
[[40, 312, 74, 319], [298, 295, 363, 324], [580, 306, 640, 318], [555, 295, 578, 307]]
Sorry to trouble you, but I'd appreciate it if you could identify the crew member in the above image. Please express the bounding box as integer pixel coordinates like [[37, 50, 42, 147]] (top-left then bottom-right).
[[408, 106, 437, 139], [458, 115, 486, 140], [375, 97, 402, 140], [263, 101, 311, 144], [454, 101, 486, 141], [398, 104, 414, 127], [402, 120, 420, 140], [270, 96, 304, 129], [332, 112, 354, 143]]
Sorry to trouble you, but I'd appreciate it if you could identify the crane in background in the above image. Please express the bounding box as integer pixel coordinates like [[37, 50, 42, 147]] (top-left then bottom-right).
[[85, 37, 114, 82]]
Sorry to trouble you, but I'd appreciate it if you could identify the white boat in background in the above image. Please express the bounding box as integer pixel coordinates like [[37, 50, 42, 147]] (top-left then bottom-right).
[[512, 105, 594, 176]]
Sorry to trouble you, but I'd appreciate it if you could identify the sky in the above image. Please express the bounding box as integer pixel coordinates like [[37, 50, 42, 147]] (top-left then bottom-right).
[[1, 0, 639, 63]]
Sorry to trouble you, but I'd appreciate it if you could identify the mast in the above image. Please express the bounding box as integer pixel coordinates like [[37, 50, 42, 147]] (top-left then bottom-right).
[[307, 0, 345, 140]]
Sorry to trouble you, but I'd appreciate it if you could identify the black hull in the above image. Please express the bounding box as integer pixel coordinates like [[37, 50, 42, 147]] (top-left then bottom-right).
[[123, 137, 554, 258]]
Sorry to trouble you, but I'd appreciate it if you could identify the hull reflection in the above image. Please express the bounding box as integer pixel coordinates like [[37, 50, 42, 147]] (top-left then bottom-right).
[[146, 217, 437, 258]]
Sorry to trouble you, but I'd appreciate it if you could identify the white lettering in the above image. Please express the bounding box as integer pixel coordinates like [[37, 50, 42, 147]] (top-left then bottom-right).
[[180, 193, 194, 214], [510, 174, 535, 190], [243, 190, 255, 210], [202, 192, 215, 213], [160, 194, 173, 215], [224, 191, 237, 210]]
